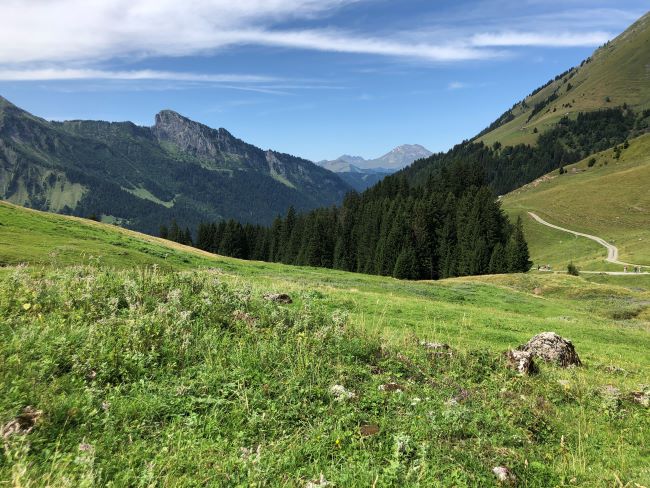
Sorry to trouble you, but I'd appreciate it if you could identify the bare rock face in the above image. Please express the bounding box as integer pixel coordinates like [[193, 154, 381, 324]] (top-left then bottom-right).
[[506, 349, 537, 375], [518, 332, 581, 367]]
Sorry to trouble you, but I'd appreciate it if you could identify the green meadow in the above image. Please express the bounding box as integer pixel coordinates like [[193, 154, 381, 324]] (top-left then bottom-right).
[[1, 201, 649, 486]]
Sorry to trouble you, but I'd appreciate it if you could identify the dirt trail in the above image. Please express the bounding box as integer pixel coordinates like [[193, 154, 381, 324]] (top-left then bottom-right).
[[527, 212, 648, 274]]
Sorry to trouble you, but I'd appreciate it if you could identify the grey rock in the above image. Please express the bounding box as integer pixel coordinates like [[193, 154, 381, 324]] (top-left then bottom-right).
[[518, 332, 581, 367], [506, 349, 537, 375], [263, 293, 292, 304]]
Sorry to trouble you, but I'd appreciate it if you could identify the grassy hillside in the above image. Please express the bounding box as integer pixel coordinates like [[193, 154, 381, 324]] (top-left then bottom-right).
[[479, 12, 650, 147], [1, 202, 649, 485], [502, 133, 650, 270]]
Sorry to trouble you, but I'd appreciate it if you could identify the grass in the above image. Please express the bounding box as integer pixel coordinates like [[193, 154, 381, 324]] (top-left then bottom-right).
[[502, 132, 650, 270], [479, 12, 650, 147], [1, 202, 649, 485]]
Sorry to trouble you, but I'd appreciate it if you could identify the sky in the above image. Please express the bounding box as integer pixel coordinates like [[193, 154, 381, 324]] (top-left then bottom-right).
[[0, 1, 646, 162]]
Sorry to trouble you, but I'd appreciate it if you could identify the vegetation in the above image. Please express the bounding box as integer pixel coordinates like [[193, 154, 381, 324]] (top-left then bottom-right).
[[170, 162, 531, 280], [502, 132, 650, 269], [0, 97, 350, 235], [567, 262, 580, 276], [1, 204, 649, 485], [403, 107, 649, 196], [478, 12, 650, 147]]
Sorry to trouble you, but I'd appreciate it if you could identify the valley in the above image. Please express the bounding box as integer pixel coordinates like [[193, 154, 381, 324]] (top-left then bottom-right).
[[1, 4, 650, 487]]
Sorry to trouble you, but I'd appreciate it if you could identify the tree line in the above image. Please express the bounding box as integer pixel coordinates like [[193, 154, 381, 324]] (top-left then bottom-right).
[[162, 161, 531, 280]]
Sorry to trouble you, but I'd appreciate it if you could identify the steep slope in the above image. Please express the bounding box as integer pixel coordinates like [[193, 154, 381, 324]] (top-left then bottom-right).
[[501, 133, 650, 270], [478, 11, 650, 147], [0, 96, 351, 234]]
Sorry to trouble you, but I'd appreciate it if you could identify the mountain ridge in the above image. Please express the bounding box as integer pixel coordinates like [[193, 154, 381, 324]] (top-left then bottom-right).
[[319, 143, 432, 191], [477, 10, 650, 147], [0, 98, 351, 234], [320, 143, 432, 172]]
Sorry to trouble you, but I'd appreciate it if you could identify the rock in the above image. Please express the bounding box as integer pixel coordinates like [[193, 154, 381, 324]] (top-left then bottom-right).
[[263, 293, 292, 304], [420, 341, 453, 356], [233, 310, 257, 326], [630, 391, 649, 407], [378, 382, 405, 393], [359, 424, 380, 436], [1, 406, 42, 439], [305, 474, 330, 488], [533, 287, 542, 296], [330, 384, 356, 402], [492, 466, 516, 485], [506, 349, 537, 375], [603, 365, 626, 374], [600, 385, 621, 398], [518, 332, 581, 367]]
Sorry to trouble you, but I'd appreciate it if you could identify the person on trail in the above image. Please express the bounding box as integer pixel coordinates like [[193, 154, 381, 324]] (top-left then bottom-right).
[[624, 266, 628, 273]]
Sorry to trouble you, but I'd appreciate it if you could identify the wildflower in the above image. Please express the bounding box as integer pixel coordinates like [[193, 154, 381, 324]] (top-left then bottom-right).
[[330, 384, 356, 402], [22, 303, 31, 311]]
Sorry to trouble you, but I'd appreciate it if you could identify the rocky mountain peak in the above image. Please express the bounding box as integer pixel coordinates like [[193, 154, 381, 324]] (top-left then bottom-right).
[[152, 110, 237, 158]]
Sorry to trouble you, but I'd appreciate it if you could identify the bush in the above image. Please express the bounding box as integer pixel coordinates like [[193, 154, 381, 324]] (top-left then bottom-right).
[[588, 158, 596, 167], [567, 262, 580, 276]]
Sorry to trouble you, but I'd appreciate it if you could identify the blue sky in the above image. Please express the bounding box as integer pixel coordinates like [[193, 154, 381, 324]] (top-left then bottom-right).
[[0, 0, 646, 161]]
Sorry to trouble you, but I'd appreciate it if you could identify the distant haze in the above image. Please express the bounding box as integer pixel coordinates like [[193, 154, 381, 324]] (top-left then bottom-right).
[[320, 144, 432, 173]]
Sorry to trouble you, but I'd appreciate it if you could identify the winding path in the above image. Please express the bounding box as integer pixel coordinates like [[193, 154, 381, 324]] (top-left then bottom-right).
[[527, 212, 648, 274]]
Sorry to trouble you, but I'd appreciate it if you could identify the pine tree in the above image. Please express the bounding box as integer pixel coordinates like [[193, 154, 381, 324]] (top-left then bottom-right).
[[505, 216, 531, 272], [393, 246, 418, 280], [159, 224, 169, 240], [168, 219, 181, 243], [488, 242, 506, 273]]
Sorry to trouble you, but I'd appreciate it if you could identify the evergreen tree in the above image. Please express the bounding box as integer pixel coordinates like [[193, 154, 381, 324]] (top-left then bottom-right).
[[505, 216, 531, 272], [393, 246, 418, 280], [488, 242, 507, 274]]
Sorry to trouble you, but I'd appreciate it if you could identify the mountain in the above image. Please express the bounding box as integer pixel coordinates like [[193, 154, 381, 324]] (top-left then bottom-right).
[[398, 11, 650, 196], [321, 144, 432, 172], [319, 144, 432, 190], [477, 11, 650, 147], [0, 96, 351, 234]]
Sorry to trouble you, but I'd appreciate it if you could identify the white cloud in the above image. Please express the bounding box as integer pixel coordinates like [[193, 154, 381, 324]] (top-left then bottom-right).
[[0, 68, 278, 83], [471, 30, 612, 47], [0, 0, 625, 70], [447, 81, 467, 90]]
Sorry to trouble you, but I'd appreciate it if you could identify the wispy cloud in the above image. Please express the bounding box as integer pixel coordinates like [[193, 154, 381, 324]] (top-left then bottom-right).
[[0, 0, 620, 69], [471, 30, 612, 47], [0, 68, 278, 83], [447, 81, 468, 90]]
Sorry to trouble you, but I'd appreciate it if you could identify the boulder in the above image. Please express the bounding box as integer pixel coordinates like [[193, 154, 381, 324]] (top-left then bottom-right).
[[506, 349, 537, 375], [518, 332, 581, 367]]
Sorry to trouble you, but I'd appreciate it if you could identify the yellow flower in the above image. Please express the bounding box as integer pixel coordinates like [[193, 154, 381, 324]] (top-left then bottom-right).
[[22, 303, 31, 311]]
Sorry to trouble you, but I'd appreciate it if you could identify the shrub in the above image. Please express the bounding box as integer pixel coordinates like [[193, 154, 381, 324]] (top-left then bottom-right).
[[567, 262, 580, 276], [588, 158, 596, 167]]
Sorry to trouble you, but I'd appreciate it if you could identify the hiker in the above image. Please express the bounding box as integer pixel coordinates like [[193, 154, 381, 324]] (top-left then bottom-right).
[[624, 266, 628, 273]]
